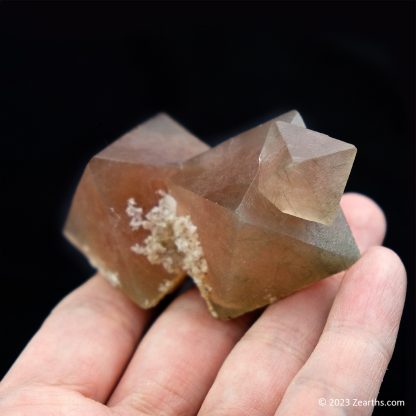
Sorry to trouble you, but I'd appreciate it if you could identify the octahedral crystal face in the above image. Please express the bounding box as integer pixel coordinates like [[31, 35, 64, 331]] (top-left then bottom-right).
[[65, 110, 359, 319], [168, 112, 359, 318], [64, 113, 209, 307]]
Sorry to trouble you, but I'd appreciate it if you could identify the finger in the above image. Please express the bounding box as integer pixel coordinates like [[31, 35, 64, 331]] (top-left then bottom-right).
[[108, 288, 254, 416], [275, 247, 406, 416], [340, 192, 386, 252], [1, 275, 150, 403], [198, 194, 386, 416]]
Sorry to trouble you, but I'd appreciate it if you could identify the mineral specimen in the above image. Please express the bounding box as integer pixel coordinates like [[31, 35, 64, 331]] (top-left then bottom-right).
[[64, 114, 209, 308], [64, 111, 359, 319]]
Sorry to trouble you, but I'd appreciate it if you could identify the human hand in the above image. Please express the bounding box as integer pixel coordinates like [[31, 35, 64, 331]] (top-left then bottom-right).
[[0, 193, 406, 416]]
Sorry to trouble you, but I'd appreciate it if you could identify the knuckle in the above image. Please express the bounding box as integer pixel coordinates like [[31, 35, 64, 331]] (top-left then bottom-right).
[[115, 378, 193, 416]]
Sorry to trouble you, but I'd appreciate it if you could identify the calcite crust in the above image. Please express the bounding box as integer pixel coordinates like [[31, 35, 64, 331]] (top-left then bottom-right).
[[64, 111, 359, 319]]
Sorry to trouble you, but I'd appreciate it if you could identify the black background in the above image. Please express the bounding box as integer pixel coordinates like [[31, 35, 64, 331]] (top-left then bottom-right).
[[0, 1, 414, 414]]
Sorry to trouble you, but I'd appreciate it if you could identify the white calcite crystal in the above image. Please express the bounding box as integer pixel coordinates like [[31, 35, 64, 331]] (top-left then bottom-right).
[[127, 192, 208, 281]]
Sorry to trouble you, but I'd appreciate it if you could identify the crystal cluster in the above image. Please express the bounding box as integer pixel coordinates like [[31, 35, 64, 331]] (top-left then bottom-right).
[[64, 111, 359, 319]]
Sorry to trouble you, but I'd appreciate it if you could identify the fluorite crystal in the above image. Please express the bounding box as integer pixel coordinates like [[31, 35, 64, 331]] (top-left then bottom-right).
[[65, 114, 209, 308], [64, 111, 359, 319]]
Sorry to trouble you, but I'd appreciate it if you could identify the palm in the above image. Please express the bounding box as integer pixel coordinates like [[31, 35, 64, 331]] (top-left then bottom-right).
[[0, 194, 406, 416]]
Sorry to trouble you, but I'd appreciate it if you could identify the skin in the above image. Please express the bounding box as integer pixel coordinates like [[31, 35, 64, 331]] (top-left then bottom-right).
[[0, 193, 406, 416]]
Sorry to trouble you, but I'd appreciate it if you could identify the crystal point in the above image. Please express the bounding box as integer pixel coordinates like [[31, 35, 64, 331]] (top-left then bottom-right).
[[64, 114, 209, 308], [65, 112, 359, 319], [258, 121, 357, 225], [274, 109, 306, 127]]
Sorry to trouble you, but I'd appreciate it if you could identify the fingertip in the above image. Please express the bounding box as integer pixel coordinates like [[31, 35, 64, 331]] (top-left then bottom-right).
[[363, 246, 407, 291], [341, 193, 387, 252]]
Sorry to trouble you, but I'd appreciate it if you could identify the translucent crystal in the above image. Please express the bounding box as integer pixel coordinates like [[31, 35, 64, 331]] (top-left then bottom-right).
[[169, 112, 359, 318], [258, 121, 356, 224], [64, 114, 209, 308], [64, 111, 359, 319]]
